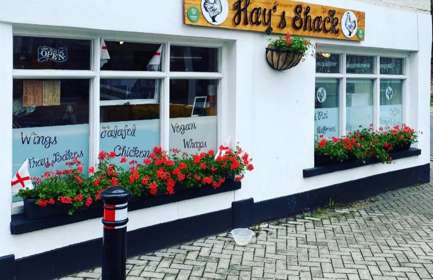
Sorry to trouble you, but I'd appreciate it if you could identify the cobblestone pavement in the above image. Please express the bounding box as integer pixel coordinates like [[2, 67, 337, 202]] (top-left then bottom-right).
[[62, 173, 433, 280]]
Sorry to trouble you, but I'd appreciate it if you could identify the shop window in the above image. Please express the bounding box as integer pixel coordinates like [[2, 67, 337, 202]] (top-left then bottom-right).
[[100, 79, 161, 162], [346, 55, 375, 74], [169, 79, 218, 154], [315, 51, 407, 138], [100, 41, 162, 71], [11, 35, 223, 210], [380, 57, 404, 75], [380, 80, 403, 128], [316, 53, 340, 74], [12, 79, 90, 201], [346, 79, 374, 132], [13, 36, 91, 70], [315, 79, 339, 139], [170, 46, 218, 72]]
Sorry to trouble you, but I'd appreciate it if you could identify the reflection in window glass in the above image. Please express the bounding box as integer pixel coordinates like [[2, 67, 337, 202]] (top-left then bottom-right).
[[315, 79, 339, 139], [316, 53, 340, 73], [100, 80, 160, 163], [380, 80, 403, 128], [169, 80, 218, 154], [346, 79, 374, 132], [380, 57, 404, 75], [101, 41, 162, 71], [12, 79, 89, 200], [346, 55, 375, 74], [170, 46, 218, 72], [13, 36, 91, 70], [101, 79, 160, 101]]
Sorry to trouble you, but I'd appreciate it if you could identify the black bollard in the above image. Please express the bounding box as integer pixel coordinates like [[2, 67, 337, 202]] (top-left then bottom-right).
[[101, 187, 129, 280]]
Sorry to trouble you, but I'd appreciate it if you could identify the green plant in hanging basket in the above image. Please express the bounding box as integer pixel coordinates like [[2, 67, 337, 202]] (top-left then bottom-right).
[[266, 33, 313, 71]]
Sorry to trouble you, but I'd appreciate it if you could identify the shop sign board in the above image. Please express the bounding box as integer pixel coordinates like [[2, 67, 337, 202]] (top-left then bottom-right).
[[184, 0, 365, 41]]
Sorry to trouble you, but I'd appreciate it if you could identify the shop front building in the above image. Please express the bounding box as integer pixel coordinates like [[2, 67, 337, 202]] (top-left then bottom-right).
[[0, 0, 431, 279]]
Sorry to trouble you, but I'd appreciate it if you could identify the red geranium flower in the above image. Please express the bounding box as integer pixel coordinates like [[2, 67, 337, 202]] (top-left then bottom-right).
[[37, 199, 48, 208], [230, 159, 240, 170], [74, 193, 83, 202], [166, 178, 176, 195], [193, 155, 202, 164], [153, 146, 162, 154], [93, 178, 101, 187], [285, 32, 292, 45], [88, 166, 95, 174], [157, 168, 168, 180], [148, 182, 158, 196], [234, 175, 244, 182], [85, 197, 93, 207], [202, 176, 213, 185], [48, 198, 55, 205], [108, 151, 116, 158], [120, 156, 128, 164], [143, 158, 152, 165], [319, 138, 327, 148], [178, 162, 187, 170], [98, 151, 107, 160], [141, 175, 150, 186], [247, 164, 254, 171], [59, 196, 73, 204], [111, 177, 119, 186]]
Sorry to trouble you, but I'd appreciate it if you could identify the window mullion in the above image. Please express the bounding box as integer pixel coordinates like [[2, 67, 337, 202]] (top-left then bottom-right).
[[373, 56, 381, 130], [161, 42, 170, 151], [340, 53, 347, 136], [89, 37, 101, 168]]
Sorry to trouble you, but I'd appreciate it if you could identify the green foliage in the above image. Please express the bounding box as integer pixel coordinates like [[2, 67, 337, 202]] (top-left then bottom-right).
[[268, 34, 312, 54], [315, 125, 418, 164], [18, 146, 254, 214]]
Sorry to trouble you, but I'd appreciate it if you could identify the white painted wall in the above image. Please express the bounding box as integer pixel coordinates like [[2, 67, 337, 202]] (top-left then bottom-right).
[[0, 0, 430, 259], [360, 0, 431, 11]]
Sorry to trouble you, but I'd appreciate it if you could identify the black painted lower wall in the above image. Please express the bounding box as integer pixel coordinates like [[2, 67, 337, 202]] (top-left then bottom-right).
[[1, 163, 429, 280]]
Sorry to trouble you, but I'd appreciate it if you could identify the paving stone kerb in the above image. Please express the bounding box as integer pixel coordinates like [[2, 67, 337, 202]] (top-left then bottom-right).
[[62, 170, 433, 280]]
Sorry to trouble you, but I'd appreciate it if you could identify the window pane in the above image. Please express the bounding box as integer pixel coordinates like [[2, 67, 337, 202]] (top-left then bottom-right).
[[316, 53, 340, 73], [346, 79, 374, 132], [170, 46, 218, 72], [380, 80, 403, 128], [100, 80, 160, 164], [346, 55, 375, 74], [380, 57, 404, 75], [13, 36, 91, 70], [100, 41, 162, 71], [315, 79, 339, 139], [169, 80, 217, 154], [12, 79, 89, 201], [101, 79, 160, 101]]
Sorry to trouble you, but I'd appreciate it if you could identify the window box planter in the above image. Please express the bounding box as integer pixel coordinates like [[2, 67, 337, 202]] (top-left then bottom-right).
[[304, 147, 421, 178], [314, 143, 412, 167], [20, 178, 241, 221]]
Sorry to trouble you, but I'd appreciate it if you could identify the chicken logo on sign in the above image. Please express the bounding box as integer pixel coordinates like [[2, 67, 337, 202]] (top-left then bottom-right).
[[341, 11, 358, 38], [201, 0, 229, 25]]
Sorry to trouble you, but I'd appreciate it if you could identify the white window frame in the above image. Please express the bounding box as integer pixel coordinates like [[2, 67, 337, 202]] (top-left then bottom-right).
[[315, 47, 409, 137], [11, 32, 226, 212]]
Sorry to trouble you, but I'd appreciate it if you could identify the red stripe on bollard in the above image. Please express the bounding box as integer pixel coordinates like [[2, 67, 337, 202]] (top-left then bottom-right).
[[104, 208, 115, 222]]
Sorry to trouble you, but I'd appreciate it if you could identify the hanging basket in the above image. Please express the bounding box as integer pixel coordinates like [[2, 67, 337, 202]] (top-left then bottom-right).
[[265, 48, 304, 71]]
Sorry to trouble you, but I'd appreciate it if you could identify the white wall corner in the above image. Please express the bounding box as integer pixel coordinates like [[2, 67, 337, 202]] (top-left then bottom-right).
[[0, 22, 14, 257]]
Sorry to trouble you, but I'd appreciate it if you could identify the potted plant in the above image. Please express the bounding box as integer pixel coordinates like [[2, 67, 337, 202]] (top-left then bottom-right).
[[314, 125, 418, 167], [18, 145, 254, 219], [266, 33, 312, 71]]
